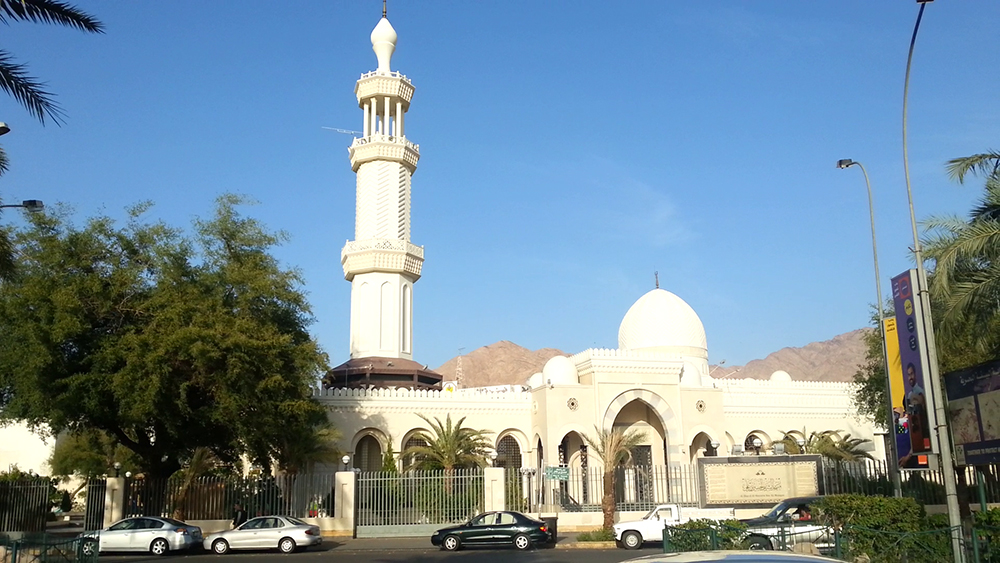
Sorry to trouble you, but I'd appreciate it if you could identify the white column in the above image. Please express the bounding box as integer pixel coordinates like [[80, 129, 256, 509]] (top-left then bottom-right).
[[370, 97, 378, 135], [395, 101, 402, 136], [383, 96, 389, 138], [363, 102, 370, 137]]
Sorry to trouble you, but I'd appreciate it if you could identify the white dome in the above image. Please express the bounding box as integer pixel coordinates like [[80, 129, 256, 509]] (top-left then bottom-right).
[[527, 372, 544, 390], [769, 370, 792, 382], [618, 289, 707, 352], [370, 17, 397, 73], [542, 356, 578, 385]]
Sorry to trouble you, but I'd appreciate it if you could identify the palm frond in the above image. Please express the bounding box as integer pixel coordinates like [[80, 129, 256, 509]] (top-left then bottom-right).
[[0, 144, 7, 175], [0, 50, 64, 124], [946, 151, 1000, 184], [0, 0, 103, 32]]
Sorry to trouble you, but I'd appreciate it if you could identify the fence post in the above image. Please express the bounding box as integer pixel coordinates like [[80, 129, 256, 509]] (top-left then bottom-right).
[[834, 528, 842, 560], [710, 528, 719, 550], [971, 527, 980, 563], [334, 471, 355, 537], [483, 467, 505, 512], [104, 478, 125, 527], [662, 525, 671, 553]]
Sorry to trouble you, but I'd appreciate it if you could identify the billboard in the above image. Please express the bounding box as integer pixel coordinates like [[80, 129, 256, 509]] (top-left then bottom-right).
[[944, 359, 1000, 466], [890, 270, 938, 468]]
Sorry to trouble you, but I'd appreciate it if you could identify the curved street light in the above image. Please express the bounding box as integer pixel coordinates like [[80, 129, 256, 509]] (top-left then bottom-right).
[[0, 200, 44, 212], [836, 159, 901, 498]]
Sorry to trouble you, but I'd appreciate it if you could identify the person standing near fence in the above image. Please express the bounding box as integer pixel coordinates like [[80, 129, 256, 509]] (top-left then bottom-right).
[[232, 503, 247, 528]]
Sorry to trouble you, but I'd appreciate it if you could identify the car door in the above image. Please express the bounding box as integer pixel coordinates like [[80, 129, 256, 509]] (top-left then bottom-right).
[[229, 517, 264, 549], [494, 512, 518, 544], [257, 517, 285, 549], [462, 513, 496, 545], [129, 518, 162, 551], [101, 518, 138, 552]]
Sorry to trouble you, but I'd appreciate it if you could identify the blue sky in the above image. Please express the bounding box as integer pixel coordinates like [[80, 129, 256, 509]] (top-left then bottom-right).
[[2, 1, 998, 372]]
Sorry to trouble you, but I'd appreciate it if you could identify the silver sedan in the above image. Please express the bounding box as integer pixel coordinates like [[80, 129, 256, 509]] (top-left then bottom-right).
[[81, 516, 203, 556], [203, 516, 322, 554]]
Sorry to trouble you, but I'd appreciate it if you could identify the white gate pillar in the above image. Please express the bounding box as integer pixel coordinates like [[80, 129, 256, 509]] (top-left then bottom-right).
[[103, 478, 125, 527], [483, 467, 505, 512], [334, 471, 357, 536]]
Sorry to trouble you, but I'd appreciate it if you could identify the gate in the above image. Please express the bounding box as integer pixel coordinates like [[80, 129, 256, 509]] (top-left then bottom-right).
[[83, 478, 107, 531], [355, 469, 483, 538], [0, 478, 50, 533]]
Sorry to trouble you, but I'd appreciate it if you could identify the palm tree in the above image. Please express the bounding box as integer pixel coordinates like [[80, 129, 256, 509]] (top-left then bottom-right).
[[0, 0, 104, 125], [777, 430, 873, 461], [275, 425, 343, 475], [400, 414, 492, 471], [947, 151, 1000, 187], [582, 426, 647, 530], [923, 171, 1000, 353], [171, 447, 218, 521]]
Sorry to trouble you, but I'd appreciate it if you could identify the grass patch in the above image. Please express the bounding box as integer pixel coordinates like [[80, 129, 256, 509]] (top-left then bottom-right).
[[576, 528, 616, 542]]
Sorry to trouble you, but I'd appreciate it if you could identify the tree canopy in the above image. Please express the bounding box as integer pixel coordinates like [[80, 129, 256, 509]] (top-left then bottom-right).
[[0, 195, 330, 478]]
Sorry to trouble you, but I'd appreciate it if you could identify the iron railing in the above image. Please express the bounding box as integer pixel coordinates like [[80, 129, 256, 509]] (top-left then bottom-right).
[[355, 469, 483, 527], [0, 480, 51, 533], [539, 465, 701, 512]]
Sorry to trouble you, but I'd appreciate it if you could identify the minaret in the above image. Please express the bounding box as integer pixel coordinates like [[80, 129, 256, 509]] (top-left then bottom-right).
[[342, 15, 422, 362]]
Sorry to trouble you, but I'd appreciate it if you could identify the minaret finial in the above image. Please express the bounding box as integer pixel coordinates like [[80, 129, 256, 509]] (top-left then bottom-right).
[[655, 271, 659, 289], [383, 0, 387, 17]]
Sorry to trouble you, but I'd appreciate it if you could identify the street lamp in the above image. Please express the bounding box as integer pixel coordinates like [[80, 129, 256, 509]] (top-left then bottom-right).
[[900, 3, 962, 561], [489, 451, 498, 467], [0, 122, 9, 136], [113, 462, 122, 478], [709, 440, 720, 457], [519, 467, 537, 512], [0, 200, 44, 212], [795, 438, 806, 453], [837, 158, 902, 498], [341, 454, 351, 471], [751, 437, 763, 455]]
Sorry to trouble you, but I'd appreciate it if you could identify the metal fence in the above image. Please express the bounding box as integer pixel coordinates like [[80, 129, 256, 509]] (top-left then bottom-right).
[[0, 479, 51, 533], [820, 459, 1000, 505], [539, 465, 701, 512], [123, 473, 338, 521], [356, 469, 483, 528], [0, 534, 99, 563]]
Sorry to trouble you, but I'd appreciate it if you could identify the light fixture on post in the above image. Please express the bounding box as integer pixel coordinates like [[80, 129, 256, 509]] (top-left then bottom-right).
[[113, 462, 122, 478], [341, 454, 351, 472], [795, 438, 806, 454], [837, 158, 902, 498], [0, 122, 9, 136], [900, 2, 962, 560], [709, 440, 720, 457], [751, 437, 763, 455], [489, 451, 498, 467], [520, 467, 537, 512], [0, 200, 44, 212]]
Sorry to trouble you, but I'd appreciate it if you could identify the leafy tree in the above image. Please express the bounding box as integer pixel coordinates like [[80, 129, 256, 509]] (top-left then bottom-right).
[[0, 196, 329, 478], [275, 424, 343, 475], [48, 428, 139, 481], [401, 414, 492, 471], [777, 429, 872, 461], [582, 426, 647, 530]]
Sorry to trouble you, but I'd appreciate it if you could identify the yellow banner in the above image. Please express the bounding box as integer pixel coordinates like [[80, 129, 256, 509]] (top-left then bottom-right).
[[884, 318, 903, 410]]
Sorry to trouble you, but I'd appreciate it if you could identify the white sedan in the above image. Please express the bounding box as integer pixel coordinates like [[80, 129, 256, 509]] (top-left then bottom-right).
[[203, 516, 322, 554], [81, 516, 203, 556]]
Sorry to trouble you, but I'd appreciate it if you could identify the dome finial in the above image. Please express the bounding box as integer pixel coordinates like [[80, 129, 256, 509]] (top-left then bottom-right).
[[383, 0, 387, 18], [654, 271, 659, 289], [370, 12, 397, 73]]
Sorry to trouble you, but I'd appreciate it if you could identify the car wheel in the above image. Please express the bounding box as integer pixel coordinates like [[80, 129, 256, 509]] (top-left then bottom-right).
[[745, 536, 773, 550], [212, 539, 230, 555], [279, 537, 296, 554], [622, 531, 643, 550], [150, 538, 170, 556], [442, 535, 461, 551], [79, 539, 98, 558], [513, 534, 532, 551]]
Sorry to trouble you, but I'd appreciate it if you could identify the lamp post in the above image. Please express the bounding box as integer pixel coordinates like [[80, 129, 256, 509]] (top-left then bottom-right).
[[520, 467, 536, 513], [751, 437, 763, 455], [113, 462, 122, 478], [489, 451, 498, 467], [709, 440, 720, 457], [795, 438, 806, 454], [0, 200, 44, 212], [0, 122, 10, 136], [341, 454, 351, 472], [901, 3, 962, 560], [836, 158, 902, 499]]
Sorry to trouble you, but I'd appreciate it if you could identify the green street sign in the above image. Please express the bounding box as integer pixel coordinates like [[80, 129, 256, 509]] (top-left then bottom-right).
[[545, 466, 570, 481]]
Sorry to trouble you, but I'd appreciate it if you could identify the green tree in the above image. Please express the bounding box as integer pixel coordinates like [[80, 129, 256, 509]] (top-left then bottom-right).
[[400, 414, 492, 471], [275, 424, 343, 475], [48, 428, 138, 480], [582, 426, 647, 530], [0, 196, 329, 478], [777, 429, 873, 461]]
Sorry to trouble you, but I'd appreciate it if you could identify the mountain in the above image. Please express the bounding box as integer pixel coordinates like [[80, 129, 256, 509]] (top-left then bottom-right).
[[434, 330, 869, 387]]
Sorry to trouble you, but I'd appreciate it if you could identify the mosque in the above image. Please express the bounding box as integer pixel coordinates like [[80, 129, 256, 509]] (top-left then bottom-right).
[[314, 13, 884, 488]]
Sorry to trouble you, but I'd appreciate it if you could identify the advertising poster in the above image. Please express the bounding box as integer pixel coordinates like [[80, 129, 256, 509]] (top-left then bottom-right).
[[885, 317, 928, 469], [944, 359, 1000, 466], [891, 270, 937, 469]]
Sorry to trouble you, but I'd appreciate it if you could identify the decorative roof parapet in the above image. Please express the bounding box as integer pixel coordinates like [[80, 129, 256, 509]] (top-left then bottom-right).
[[312, 385, 532, 402]]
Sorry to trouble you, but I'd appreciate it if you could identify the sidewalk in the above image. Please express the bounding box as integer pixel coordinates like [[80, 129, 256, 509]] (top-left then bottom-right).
[[326, 533, 619, 552]]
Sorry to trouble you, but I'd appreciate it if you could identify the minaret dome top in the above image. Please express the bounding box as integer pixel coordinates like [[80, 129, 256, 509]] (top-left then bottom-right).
[[370, 17, 397, 73]]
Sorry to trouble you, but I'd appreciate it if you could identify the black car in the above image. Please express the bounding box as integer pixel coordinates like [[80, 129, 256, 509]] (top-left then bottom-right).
[[430, 511, 551, 551]]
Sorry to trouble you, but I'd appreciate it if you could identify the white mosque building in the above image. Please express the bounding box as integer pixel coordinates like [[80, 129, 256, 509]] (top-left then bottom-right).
[[314, 13, 883, 491]]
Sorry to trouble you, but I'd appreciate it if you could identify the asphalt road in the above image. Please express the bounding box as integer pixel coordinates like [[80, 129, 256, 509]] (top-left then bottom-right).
[[99, 544, 664, 563]]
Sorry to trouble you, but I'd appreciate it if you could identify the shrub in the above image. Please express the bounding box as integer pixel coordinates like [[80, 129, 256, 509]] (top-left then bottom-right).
[[665, 519, 747, 552], [576, 528, 615, 541]]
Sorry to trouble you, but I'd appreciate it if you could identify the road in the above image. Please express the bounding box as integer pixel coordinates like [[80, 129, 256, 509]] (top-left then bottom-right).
[[100, 544, 665, 563]]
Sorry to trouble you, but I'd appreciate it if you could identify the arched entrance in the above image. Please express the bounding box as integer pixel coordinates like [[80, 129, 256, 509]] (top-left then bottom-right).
[[354, 435, 383, 472]]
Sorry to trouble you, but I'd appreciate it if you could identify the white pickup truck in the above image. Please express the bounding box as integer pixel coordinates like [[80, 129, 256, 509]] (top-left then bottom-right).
[[613, 504, 684, 549]]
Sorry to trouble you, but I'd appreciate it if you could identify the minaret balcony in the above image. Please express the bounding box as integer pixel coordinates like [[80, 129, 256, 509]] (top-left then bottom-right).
[[349, 135, 420, 172], [355, 72, 414, 107], [341, 238, 424, 281]]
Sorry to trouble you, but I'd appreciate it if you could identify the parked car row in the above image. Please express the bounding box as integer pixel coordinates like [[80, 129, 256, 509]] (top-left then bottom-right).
[[80, 515, 322, 556]]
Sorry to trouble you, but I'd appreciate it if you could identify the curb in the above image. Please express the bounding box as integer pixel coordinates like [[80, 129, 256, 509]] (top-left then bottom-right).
[[556, 541, 619, 550]]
